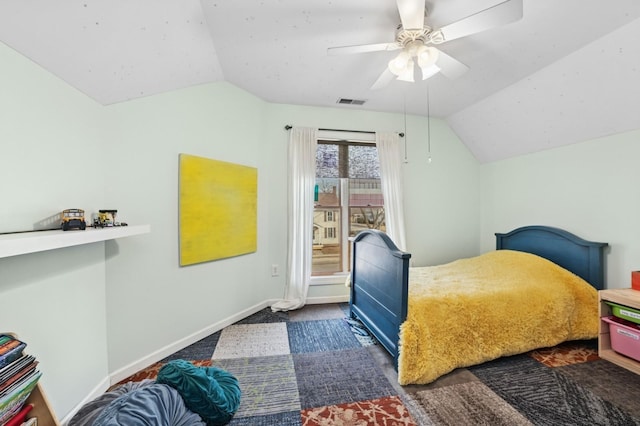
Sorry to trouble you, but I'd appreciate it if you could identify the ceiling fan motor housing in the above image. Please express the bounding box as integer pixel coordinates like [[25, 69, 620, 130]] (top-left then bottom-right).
[[395, 25, 445, 47]]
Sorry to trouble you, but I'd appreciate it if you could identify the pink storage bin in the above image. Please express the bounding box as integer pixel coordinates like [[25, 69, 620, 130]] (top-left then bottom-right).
[[602, 316, 640, 362]]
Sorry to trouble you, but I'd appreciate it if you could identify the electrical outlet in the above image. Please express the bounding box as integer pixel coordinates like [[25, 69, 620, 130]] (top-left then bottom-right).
[[271, 264, 279, 277]]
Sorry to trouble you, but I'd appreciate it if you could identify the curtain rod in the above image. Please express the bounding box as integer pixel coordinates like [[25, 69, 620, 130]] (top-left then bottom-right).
[[284, 125, 404, 138]]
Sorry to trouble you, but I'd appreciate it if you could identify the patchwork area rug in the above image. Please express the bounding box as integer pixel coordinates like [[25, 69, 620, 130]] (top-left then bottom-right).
[[115, 303, 640, 425]]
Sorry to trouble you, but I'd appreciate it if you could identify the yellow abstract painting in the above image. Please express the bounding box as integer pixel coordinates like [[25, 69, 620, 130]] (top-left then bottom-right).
[[179, 154, 257, 266]]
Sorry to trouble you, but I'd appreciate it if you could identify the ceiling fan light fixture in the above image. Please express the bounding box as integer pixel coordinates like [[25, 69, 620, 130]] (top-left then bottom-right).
[[396, 58, 415, 82], [389, 42, 440, 82], [416, 46, 439, 69], [421, 64, 440, 80], [388, 51, 411, 76]]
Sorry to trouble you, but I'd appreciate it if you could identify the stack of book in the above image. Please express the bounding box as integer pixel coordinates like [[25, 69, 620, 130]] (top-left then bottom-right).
[[0, 334, 42, 426]]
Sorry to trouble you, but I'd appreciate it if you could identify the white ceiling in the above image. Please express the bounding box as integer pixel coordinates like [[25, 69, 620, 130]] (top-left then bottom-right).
[[1, 1, 639, 163]]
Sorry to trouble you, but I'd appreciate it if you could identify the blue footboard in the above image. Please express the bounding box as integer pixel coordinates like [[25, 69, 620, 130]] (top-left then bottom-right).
[[349, 230, 410, 367]]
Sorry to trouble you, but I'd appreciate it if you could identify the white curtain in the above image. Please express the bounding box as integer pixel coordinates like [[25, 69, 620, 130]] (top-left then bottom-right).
[[271, 127, 318, 312], [376, 132, 407, 251]]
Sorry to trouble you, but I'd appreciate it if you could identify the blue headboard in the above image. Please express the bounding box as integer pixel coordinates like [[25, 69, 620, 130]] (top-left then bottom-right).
[[495, 226, 608, 290]]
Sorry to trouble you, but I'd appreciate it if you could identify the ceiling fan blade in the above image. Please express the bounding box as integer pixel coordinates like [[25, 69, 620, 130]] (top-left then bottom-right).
[[397, 0, 425, 30], [438, 0, 523, 42], [434, 49, 469, 80], [327, 43, 400, 56], [370, 68, 396, 90]]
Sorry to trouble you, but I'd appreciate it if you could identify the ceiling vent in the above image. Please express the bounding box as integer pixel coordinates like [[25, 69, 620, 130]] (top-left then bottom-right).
[[337, 98, 366, 105]]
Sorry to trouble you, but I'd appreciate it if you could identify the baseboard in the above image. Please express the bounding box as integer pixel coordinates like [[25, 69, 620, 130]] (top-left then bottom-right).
[[306, 294, 349, 304], [109, 299, 277, 385], [108, 296, 348, 385], [66, 296, 349, 423], [59, 376, 110, 425]]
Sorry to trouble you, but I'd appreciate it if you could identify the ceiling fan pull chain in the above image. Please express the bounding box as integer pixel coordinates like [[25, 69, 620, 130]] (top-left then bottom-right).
[[403, 94, 409, 163], [427, 85, 432, 164]]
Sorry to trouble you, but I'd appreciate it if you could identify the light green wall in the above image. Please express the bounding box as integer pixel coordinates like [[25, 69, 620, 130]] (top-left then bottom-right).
[[0, 39, 478, 420], [101, 83, 278, 372], [480, 131, 640, 289], [402, 115, 481, 266], [0, 42, 109, 416]]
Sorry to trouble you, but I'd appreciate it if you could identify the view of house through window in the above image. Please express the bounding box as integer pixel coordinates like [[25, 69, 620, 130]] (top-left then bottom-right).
[[312, 140, 385, 276]]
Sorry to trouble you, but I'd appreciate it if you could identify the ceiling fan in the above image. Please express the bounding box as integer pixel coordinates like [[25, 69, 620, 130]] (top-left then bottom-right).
[[327, 0, 523, 89]]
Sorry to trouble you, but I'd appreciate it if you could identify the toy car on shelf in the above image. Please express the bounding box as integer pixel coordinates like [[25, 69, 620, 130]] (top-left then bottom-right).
[[93, 210, 128, 228], [94, 210, 117, 228], [61, 208, 86, 231]]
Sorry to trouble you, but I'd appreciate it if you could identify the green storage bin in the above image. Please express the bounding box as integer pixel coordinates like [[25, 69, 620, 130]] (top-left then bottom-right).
[[606, 301, 640, 325]]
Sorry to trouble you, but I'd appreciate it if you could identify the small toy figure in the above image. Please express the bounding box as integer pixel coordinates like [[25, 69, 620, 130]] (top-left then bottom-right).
[[94, 210, 118, 228], [61, 208, 86, 231]]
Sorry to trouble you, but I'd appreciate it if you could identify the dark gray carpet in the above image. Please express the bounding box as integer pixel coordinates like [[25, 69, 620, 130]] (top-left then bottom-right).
[[410, 381, 532, 426], [161, 332, 221, 362], [236, 308, 288, 324], [292, 347, 397, 409], [469, 354, 640, 426], [557, 359, 640, 420], [120, 304, 640, 425]]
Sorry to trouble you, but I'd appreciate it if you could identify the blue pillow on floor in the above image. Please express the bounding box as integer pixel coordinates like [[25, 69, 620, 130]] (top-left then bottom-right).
[[90, 381, 206, 426], [157, 359, 241, 426]]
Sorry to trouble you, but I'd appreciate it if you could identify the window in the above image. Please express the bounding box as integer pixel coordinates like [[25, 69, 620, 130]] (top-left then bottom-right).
[[325, 227, 337, 239], [312, 141, 385, 276]]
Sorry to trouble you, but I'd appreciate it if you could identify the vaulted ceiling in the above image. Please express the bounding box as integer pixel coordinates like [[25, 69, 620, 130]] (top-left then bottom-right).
[[1, 1, 639, 162]]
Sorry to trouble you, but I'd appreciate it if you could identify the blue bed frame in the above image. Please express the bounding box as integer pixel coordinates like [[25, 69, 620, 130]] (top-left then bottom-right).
[[349, 225, 608, 368]]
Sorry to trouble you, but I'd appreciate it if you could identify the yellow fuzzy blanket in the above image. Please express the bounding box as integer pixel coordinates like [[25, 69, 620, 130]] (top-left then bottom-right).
[[397, 250, 598, 385]]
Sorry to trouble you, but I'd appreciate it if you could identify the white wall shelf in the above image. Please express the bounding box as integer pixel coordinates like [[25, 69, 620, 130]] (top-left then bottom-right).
[[0, 225, 150, 259]]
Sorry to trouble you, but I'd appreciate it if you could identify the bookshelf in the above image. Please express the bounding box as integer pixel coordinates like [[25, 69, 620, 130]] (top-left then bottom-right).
[[25, 385, 60, 426], [1, 334, 60, 426], [0, 225, 150, 259]]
